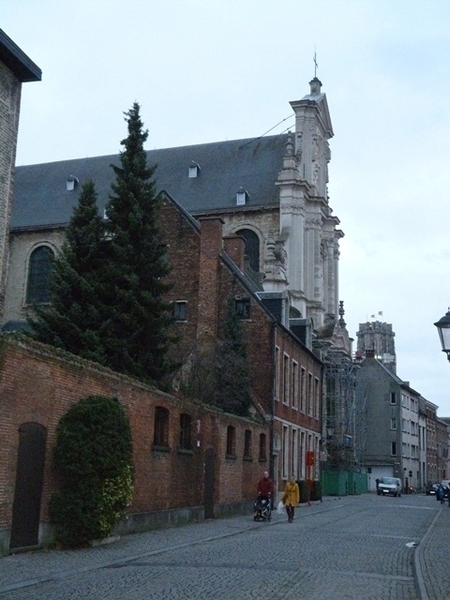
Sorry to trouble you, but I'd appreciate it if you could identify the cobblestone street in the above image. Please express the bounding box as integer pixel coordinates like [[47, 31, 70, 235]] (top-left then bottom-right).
[[0, 493, 448, 599]]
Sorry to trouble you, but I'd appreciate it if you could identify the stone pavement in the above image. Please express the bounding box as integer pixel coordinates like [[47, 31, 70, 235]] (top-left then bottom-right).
[[415, 497, 450, 600], [0, 494, 448, 599]]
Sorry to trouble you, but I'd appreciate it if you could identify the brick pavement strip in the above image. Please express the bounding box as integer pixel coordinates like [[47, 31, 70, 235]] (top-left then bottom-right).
[[0, 494, 447, 600]]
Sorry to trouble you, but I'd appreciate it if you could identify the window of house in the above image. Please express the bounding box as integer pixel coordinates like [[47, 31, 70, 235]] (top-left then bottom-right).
[[235, 228, 260, 272], [282, 425, 288, 478], [300, 367, 306, 412], [26, 246, 54, 304], [66, 175, 79, 191], [390, 392, 396, 404], [244, 429, 252, 459], [291, 428, 298, 477], [179, 413, 192, 450], [153, 406, 169, 448], [226, 425, 236, 457], [236, 187, 248, 205], [274, 347, 280, 401], [314, 377, 320, 419], [282, 354, 289, 405], [188, 162, 200, 178], [235, 297, 250, 319], [259, 433, 267, 461], [390, 418, 397, 430], [307, 373, 313, 415], [172, 300, 187, 321], [391, 441, 397, 456], [291, 361, 298, 409]]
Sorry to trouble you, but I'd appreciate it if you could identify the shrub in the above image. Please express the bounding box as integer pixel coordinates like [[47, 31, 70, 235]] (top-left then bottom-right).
[[49, 395, 134, 547]]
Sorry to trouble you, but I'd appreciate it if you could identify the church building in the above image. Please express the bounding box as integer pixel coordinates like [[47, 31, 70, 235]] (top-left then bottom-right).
[[3, 73, 356, 494]]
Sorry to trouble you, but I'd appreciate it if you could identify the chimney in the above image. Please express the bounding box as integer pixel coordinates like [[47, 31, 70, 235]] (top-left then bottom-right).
[[197, 217, 224, 341], [223, 234, 246, 270]]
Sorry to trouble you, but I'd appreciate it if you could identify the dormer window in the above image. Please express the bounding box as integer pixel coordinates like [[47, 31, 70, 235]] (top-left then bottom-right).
[[236, 187, 248, 206], [188, 161, 200, 178], [66, 175, 79, 191]]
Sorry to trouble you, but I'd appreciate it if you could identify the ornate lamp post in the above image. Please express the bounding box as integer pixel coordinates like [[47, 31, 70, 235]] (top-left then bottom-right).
[[434, 309, 450, 361]]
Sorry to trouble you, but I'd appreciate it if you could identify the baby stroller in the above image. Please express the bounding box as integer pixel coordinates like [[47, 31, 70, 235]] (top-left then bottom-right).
[[253, 494, 272, 521]]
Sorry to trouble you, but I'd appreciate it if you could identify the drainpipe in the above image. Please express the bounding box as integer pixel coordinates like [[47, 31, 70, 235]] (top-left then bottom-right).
[[269, 320, 276, 484]]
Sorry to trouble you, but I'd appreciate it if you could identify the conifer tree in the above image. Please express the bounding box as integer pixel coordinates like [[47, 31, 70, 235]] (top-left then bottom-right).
[[28, 180, 108, 365], [211, 296, 252, 416], [99, 102, 175, 383]]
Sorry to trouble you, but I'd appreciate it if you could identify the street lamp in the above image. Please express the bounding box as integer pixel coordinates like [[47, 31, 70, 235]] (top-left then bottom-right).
[[434, 309, 450, 361]]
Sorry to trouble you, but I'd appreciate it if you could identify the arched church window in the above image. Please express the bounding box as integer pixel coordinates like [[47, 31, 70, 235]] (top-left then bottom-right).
[[26, 246, 54, 304], [235, 229, 260, 272]]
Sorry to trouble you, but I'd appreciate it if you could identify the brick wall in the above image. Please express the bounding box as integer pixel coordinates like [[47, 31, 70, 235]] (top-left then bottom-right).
[[0, 336, 268, 552]]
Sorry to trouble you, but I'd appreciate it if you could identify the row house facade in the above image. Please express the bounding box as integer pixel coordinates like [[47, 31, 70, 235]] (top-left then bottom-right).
[[160, 194, 323, 497], [355, 352, 422, 492], [355, 321, 449, 491], [425, 401, 448, 484]]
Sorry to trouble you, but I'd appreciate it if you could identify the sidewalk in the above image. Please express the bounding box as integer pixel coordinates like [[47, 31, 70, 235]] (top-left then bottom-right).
[[415, 502, 450, 600]]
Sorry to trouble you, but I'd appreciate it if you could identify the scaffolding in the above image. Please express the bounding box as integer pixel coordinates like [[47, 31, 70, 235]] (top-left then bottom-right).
[[321, 349, 366, 494]]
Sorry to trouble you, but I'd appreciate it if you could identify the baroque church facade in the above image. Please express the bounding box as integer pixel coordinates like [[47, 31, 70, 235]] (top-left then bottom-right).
[[3, 73, 356, 492], [3, 77, 345, 342]]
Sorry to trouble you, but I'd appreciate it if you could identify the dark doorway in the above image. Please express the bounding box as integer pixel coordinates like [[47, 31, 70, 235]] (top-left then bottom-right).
[[204, 448, 215, 519], [10, 422, 47, 549]]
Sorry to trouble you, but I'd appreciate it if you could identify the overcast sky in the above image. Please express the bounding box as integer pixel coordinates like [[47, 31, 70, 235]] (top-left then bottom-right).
[[3, 0, 450, 415]]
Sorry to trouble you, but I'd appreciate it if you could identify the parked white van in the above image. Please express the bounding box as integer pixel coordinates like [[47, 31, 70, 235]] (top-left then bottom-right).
[[377, 477, 402, 497]]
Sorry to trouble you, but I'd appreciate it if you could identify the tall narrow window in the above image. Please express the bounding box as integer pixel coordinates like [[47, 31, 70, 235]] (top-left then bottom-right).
[[291, 428, 298, 478], [235, 228, 260, 272], [259, 433, 267, 461], [307, 373, 313, 415], [153, 406, 169, 447], [292, 362, 298, 409], [314, 377, 320, 419], [300, 367, 306, 412], [244, 429, 252, 459], [275, 347, 280, 400], [282, 425, 289, 478], [226, 426, 236, 457], [26, 246, 54, 304], [283, 354, 289, 405], [391, 441, 397, 456], [179, 413, 192, 450]]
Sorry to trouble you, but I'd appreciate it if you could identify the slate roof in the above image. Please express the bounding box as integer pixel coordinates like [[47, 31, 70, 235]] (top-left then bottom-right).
[[12, 134, 288, 229]]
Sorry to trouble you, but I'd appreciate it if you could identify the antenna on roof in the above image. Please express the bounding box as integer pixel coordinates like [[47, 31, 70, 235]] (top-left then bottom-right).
[[313, 48, 318, 78]]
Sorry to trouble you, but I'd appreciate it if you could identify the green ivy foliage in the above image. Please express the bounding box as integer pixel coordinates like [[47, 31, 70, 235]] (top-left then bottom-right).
[[49, 396, 134, 547]]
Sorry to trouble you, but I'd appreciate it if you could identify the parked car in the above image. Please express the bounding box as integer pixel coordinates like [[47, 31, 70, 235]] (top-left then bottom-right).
[[426, 483, 439, 495], [377, 477, 402, 497]]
